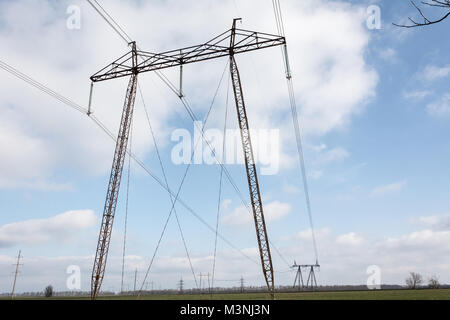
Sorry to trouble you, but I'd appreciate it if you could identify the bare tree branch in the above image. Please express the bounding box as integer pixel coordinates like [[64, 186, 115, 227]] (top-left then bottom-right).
[[394, 0, 450, 28]]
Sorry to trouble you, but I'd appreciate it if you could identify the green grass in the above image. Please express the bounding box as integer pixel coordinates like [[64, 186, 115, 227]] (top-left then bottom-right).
[[102, 289, 450, 300], [6, 289, 450, 300]]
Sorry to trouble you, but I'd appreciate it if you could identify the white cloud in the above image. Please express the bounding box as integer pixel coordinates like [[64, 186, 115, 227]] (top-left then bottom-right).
[[309, 170, 323, 180], [284, 221, 450, 285], [385, 229, 450, 250], [378, 48, 396, 61], [222, 201, 291, 227], [0, 116, 67, 190], [413, 213, 450, 231], [370, 180, 407, 198], [4, 215, 450, 292], [281, 1, 378, 136], [403, 90, 432, 100], [0, 247, 263, 293], [221, 199, 232, 211], [0, 0, 377, 189], [312, 145, 349, 165], [427, 94, 450, 116], [423, 65, 450, 81], [282, 184, 301, 194], [0, 210, 96, 248], [221, 206, 249, 227], [336, 232, 364, 246], [311, 144, 327, 153], [295, 227, 331, 241], [321, 147, 349, 163]]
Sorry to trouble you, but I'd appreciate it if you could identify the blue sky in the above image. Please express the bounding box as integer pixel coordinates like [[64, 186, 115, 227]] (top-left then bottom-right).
[[0, 0, 450, 293]]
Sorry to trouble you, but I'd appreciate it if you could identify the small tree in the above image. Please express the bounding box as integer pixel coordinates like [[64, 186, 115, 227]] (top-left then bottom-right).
[[406, 272, 423, 289], [44, 285, 53, 298], [428, 275, 440, 289]]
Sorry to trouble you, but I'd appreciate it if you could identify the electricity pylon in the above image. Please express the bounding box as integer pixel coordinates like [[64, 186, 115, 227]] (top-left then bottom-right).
[[11, 250, 22, 299], [292, 262, 320, 290], [89, 19, 286, 300]]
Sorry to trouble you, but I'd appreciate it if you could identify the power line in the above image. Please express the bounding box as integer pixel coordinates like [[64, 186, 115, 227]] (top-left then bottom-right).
[[86, 0, 131, 44], [86, 2, 294, 292], [85, 0, 255, 224], [0, 60, 88, 114], [138, 61, 236, 294], [0, 57, 258, 269], [211, 71, 230, 292], [85, 1, 264, 266], [272, 0, 319, 265], [84, 4, 296, 282], [3, 2, 296, 291], [1, 37, 284, 286], [92, 0, 133, 42], [137, 82, 198, 292], [85, 0, 184, 109], [120, 117, 133, 293], [133, 268, 138, 292], [269, 240, 291, 268]]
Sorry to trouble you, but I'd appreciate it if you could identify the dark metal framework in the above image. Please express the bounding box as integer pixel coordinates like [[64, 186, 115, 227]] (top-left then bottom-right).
[[292, 263, 320, 291], [90, 26, 285, 82], [89, 20, 285, 300], [91, 43, 138, 299], [229, 20, 274, 298]]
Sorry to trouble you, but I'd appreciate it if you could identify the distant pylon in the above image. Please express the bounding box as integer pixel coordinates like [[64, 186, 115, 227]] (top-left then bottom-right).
[[198, 272, 211, 293], [305, 265, 318, 289], [240, 276, 245, 293], [178, 276, 184, 294], [293, 266, 304, 290], [11, 250, 22, 299], [134, 268, 138, 292], [292, 263, 319, 290], [207, 273, 211, 294]]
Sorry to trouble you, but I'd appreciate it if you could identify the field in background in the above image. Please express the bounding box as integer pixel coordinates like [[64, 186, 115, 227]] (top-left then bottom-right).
[[4, 289, 450, 300]]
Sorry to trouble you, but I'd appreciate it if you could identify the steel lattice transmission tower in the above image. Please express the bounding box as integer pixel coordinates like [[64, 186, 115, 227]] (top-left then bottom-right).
[[89, 19, 286, 300], [292, 263, 320, 291]]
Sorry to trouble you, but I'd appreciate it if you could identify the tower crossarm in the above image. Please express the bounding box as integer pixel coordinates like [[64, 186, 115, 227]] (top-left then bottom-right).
[[90, 28, 285, 82]]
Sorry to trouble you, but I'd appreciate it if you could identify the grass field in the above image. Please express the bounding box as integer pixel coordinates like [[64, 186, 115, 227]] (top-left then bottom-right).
[[5, 289, 450, 300]]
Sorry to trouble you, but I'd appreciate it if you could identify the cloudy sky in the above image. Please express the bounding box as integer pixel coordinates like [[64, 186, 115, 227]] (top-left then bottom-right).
[[0, 0, 449, 293]]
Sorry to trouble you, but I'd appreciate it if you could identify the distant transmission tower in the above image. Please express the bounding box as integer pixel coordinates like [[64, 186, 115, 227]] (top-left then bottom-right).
[[198, 272, 203, 292], [133, 268, 138, 292], [240, 276, 245, 293], [292, 262, 319, 290], [198, 272, 211, 293], [207, 273, 211, 294], [178, 276, 184, 294], [11, 250, 23, 299]]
